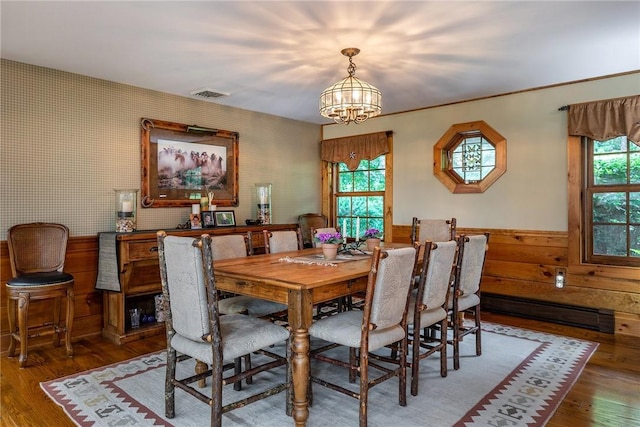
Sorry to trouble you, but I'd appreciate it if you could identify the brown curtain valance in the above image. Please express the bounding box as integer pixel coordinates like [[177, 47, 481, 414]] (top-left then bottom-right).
[[567, 95, 640, 143], [321, 132, 390, 171]]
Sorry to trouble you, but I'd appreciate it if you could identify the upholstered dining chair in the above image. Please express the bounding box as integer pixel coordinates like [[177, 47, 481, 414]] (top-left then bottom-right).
[[5, 222, 75, 368], [311, 227, 338, 248], [410, 217, 457, 244], [215, 233, 287, 317], [407, 239, 458, 396], [308, 245, 418, 427], [298, 213, 328, 248], [156, 231, 290, 427], [448, 233, 490, 370], [263, 228, 304, 254]]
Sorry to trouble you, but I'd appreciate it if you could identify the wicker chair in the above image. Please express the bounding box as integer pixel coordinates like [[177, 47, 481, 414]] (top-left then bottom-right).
[[156, 232, 290, 426], [5, 222, 75, 368], [308, 245, 418, 427], [298, 213, 328, 248]]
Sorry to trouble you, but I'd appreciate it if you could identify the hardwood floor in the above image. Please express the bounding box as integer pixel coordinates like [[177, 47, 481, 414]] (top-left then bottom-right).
[[1, 312, 639, 426]]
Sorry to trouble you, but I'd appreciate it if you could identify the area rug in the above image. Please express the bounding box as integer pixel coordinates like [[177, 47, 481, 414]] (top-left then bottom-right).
[[41, 322, 597, 426]]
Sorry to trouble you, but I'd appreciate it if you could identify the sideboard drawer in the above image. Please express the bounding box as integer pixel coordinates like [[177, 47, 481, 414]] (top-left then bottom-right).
[[127, 241, 159, 261]]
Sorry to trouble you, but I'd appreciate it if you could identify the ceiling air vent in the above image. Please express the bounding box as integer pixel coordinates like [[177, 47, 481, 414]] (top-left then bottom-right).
[[190, 88, 230, 99]]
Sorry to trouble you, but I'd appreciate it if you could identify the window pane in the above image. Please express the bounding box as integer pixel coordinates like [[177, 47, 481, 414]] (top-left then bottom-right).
[[593, 192, 626, 223], [370, 170, 385, 190], [356, 160, 369, 171], [631, 152, 640, 184], [353, 171, 369, 191], [337, 197, 351, 217], [631, 192, 640, 222], [594, 224, 627, 256], [352, 196, 367, 216], [370, 156, 385, 169], [368, 196, 384, 217], [631, 225, 640, 257], [339, 172, 353, 192], [593, 153, 627, 185], [593, 136, 626, 154]]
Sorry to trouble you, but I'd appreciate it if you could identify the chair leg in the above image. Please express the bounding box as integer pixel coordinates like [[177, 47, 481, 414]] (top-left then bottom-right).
[[165, 349, 177, 418], [475, 307, 482, 356], [453, 312, 461, 371], [439, 319, 448, 378], [411, 321, 421, 396], [349, 348, 357, 383], [359, 350, 369, 427], [17, 292, 30, 368], [399, 337, 407, 407], [65, 287, 74, 357], [6, 296, 17, 357], [52, 296, 62, 347]]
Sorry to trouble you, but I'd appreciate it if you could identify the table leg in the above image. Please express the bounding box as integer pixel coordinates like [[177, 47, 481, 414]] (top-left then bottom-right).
[[288, 290, 313, 426], [291, 328, 310, 426]]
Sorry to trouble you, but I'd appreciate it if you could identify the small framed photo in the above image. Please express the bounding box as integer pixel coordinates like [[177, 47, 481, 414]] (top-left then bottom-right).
[[190, 213, 202, 229], [201, 211, 215, 228], [214, 210, 236, 227]]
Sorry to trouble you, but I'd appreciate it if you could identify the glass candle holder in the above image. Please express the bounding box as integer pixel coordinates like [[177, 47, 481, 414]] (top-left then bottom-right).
[[255, 182, 272, 224], [115, 189, 138, 232]]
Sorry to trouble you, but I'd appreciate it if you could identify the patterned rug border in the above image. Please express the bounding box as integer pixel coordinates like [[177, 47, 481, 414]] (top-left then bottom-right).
[[41, 322, 598, 427], [455, 323, 598, 426]]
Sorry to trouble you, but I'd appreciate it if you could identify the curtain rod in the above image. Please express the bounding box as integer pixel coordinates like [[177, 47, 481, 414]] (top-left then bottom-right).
[[558, 105, 569, 111]]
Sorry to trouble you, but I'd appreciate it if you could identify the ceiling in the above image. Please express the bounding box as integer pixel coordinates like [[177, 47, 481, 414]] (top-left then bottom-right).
[[2, 1, 639, 125]]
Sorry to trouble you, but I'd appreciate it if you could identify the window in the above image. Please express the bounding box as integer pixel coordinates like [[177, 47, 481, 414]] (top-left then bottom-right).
[[335, 156, 386, 239], [433, 120, 506, 193], [583, 136, 640, 265]]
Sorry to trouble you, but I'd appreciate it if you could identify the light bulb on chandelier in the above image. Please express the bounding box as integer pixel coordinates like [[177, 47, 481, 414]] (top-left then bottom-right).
[[319, 48, 382, 124]]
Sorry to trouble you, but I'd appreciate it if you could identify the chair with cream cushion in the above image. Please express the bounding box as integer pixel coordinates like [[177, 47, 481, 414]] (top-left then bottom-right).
[[448, 233, 489, 370], [308, 245, 418, 427], [263, 228, 304, 254], [214, 233, 287, 317], [156, 232, 290, 427], [407, 239, 458, 396], [410, 217, 457, 244]]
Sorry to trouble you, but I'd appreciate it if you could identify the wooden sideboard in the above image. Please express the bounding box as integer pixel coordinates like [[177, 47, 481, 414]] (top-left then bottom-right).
[[98, 224, 298, 344]]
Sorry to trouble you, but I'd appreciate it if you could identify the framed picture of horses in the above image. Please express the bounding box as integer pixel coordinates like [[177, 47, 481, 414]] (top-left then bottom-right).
[[140, 118, 239, 208]]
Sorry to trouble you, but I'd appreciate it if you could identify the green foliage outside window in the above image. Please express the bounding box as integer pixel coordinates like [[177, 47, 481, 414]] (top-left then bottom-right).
[[589, 136, 640, 259], [337, 157, 385, 238]]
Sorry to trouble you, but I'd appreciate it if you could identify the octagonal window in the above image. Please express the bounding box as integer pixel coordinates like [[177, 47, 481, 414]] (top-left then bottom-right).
[[434, 121, 506, 193]]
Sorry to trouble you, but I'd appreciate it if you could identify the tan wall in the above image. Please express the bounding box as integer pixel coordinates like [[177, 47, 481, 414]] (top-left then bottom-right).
[[0, 60, 323, 241]]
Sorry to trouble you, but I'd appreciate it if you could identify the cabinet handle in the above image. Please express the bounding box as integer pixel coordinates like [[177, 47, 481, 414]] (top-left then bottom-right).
[[149, 246, 158, 252]]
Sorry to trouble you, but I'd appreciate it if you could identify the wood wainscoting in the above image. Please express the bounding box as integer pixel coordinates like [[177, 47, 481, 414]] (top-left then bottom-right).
[[393, 225, 640, 338]]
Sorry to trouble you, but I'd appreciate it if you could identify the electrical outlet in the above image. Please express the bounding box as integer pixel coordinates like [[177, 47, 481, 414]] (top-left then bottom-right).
[[555, 267, 567, 288]]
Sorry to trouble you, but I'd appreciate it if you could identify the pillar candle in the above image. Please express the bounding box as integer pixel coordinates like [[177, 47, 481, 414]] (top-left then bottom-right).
[[122, 201, 133, 213], [192, 204, 200, 215], [356, 217, 360, 242], [343, 219, 347, 237]]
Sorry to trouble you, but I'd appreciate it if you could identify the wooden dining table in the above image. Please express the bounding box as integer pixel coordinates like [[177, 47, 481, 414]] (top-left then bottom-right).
[[213, 244, 411, 426]]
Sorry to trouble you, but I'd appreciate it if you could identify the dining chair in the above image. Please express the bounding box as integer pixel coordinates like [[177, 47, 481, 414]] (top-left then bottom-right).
[[410, 217, 457, 244], [298, 213, 328, 248], [308, 245, 418, 427], [407, 239, 458, 396], [215, 233, 287, 317], [156, 231, 290, 427], [448, 233, 490, 370], [311, 227, 338, 248], [263, 228, 304, 254], [5, 222, 75, 368]]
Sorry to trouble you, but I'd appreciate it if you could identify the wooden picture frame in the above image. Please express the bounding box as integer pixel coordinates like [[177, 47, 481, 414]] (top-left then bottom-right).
[[140, 118, 239, 208], [201, 211, 215, 228], [189, 213, 202, 229], [214, 210, 236, 227]]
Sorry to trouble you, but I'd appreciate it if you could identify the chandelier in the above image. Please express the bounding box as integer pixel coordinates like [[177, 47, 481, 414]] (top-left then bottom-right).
[[320, 48, 382, 124]]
